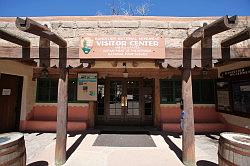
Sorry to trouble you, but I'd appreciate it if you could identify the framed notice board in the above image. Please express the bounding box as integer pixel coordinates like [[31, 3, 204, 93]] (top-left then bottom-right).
[[216, 79, 233, 113], [77, 73, 97, 101]]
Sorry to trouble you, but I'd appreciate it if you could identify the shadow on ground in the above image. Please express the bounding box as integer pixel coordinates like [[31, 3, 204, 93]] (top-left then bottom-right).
[[197, 160, 218, 166], [27, 161, 48, 166]]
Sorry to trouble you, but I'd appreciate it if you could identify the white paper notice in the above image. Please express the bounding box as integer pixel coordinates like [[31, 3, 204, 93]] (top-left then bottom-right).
[[2, 89, 11, 96]]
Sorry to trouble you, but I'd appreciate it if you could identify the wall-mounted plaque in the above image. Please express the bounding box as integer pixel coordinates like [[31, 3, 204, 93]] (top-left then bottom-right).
[[79, 35, 165, 59], [77, 73, 97, 101]]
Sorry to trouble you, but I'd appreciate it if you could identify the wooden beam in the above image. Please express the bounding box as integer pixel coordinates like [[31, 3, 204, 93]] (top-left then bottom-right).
[[221, 27, 250, 47], [184, 15, 238, 47], [0, 28, 31, 59], [182, 47, 195, 165], [39, 37, 50, 67], [201, 36, 212, 68], [203, 15, 238, 37], [221, 28, 250, 61], [55, 68, 68, 166], [0, 28, 30, 47], [16, 17, 67, 47], [183, 27, 204, 47]]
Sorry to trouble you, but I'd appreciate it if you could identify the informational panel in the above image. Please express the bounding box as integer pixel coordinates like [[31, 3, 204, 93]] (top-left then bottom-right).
[[77, 73, 97, 101], [79, 35, 165, 59], [216, 80, 232, 112]]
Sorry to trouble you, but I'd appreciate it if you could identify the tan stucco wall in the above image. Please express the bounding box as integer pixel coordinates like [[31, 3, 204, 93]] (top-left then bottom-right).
[[217, 61, 250, 129], [0, 60, 36, 120], [0, 16, 249, 68]]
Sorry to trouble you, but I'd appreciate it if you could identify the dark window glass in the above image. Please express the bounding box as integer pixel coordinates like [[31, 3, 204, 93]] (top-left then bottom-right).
[[192, 79, 215, 104], [68, 78, 77, 102], [97, 79, 105, 115], [37, 79, 50, 101], [37, 78, 78, 102], [160, 79, 215, 104], [232, 81, 250, 114], [143, 79, 153, 115]]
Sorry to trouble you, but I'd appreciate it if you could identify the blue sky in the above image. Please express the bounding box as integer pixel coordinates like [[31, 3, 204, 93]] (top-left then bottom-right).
[[0, 0, 249, 17]]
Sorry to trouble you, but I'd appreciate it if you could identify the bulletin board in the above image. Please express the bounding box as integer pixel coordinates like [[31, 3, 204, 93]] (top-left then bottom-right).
[[77, 73, 97, 101]]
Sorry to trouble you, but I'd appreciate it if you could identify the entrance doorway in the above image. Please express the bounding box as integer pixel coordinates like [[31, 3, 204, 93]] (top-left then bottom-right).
[[0, 73, 23, 133], [96, 78, 154, 126]]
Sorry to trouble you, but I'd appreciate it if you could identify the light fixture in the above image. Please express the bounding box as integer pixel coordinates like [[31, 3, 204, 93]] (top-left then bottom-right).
[[123, 62, 128, 78]]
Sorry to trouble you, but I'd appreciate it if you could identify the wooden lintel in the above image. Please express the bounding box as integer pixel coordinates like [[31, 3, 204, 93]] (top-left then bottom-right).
[[16, 17, 67, 47]]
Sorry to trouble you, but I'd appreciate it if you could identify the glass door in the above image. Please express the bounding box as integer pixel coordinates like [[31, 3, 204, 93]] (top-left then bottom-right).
[[107, 80, 125, 123]]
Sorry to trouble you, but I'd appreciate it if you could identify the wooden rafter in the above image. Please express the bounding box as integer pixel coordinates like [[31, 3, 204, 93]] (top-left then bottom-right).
[[183, 15, 238, 47], [0, 28, 30, 47], [221, 27, 250, 47], [0, 28, 31, 60], [16, 17, 67, 47]]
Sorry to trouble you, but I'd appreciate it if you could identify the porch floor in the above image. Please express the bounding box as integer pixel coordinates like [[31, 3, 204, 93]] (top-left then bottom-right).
[[25, 129, 219, 166]]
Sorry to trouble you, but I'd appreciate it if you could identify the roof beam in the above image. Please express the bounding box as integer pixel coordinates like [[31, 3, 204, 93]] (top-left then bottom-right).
[[183, 15, 238, 47], [0, 28, 30, 47], [221, 27, 250, 47], [16, 17, 67, 47]]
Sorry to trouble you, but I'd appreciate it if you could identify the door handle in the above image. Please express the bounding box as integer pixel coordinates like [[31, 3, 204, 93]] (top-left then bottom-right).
[[121, 96, 127, 107], [124, 96, 127, 107]]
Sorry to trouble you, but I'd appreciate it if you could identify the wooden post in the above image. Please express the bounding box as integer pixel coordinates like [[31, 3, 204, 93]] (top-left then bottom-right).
[[88, 101, 95, 128], [154, 77, 161, 128], [201, 36, 212, 68], [182, 47, 195, 166], [55, 68, 68, 166]]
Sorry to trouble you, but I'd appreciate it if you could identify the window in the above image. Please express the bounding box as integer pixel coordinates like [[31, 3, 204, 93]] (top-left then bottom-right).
[[160, 79, 215, 104], [36, 78, 58, 102], [192, 79, 215, 104], [36, 78, 78, 102], [232, 80, 250, 114], [160, 80, 181, 104]]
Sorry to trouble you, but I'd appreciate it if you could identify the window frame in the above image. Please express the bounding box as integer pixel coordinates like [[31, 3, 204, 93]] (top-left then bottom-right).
[[160, 79, 215, 104], [36, 78, 87, 103]]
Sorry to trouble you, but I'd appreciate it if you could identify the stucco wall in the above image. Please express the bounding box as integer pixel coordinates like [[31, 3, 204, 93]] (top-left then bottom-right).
[[217, 61, 250, 130], [0, 16, 249, 68], [0, 60, 36, 121]]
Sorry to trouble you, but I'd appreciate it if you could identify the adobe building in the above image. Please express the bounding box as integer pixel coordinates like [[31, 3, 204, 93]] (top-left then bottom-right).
[[0, 16, 249, 135]]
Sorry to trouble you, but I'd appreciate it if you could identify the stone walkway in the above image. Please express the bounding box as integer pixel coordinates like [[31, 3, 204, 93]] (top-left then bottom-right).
[[24, 130, 219, 166]]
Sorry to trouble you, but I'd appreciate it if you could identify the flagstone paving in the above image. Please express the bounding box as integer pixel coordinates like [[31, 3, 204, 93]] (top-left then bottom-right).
[[24, 130, 219, 166]]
